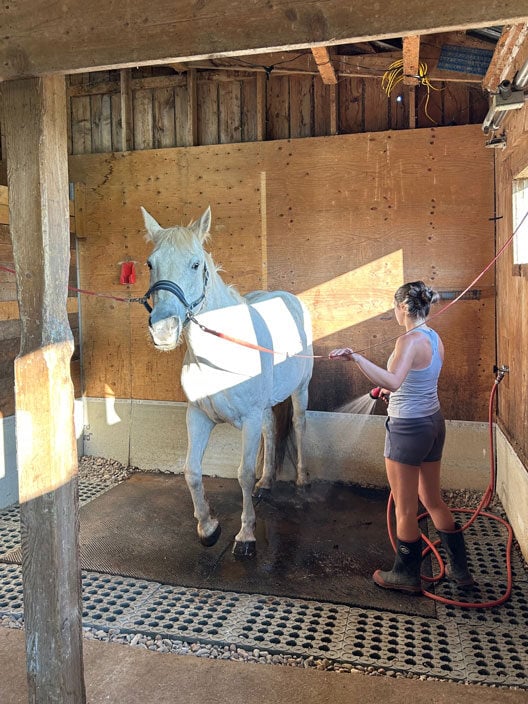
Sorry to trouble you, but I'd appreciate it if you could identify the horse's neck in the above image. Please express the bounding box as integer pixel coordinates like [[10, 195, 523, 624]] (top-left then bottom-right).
[[200, 266, 244, 312], [182, 264, 245, 360]]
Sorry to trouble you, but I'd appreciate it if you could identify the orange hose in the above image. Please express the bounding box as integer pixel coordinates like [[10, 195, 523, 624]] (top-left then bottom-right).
[[385, 377, 514, 608]]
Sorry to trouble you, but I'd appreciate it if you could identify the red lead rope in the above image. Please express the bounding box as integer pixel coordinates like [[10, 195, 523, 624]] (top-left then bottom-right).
[[187, 314, 326, 359], [0, 264, 138, 305]]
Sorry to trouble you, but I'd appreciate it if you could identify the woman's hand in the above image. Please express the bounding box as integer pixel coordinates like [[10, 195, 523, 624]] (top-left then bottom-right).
[[329, 347, 355, 361], [379, 388, 391, 405]]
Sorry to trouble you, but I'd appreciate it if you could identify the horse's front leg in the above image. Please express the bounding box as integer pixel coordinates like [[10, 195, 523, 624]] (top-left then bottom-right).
[[233, 416, 261, 560], [184, 405, 221, 547]]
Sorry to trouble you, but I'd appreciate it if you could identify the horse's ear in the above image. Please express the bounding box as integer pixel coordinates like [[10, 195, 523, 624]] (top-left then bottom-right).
[[190, 206, 211, 243], [141, 207, 163, 242]]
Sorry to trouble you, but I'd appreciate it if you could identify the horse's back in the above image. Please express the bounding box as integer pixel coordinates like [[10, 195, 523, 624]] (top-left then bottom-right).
[[245, 289, 313, 402]]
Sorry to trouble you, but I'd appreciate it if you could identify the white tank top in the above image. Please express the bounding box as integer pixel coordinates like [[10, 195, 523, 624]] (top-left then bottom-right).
[[387, 328, 442, 419]]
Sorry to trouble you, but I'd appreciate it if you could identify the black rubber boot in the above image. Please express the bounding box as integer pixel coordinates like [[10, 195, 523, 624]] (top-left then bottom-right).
[[373, 537, 423, 595], [437, 524, 475, 587]]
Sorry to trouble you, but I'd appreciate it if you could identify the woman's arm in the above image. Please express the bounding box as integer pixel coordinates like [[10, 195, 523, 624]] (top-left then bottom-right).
[[330, 334, 419, 392]]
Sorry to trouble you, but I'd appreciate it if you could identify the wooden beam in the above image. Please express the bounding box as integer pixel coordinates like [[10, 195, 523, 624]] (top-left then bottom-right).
[[311, 46, 337, 84], [170, 62, 189, 72], [2, 1, 528, 79], [0, 75, 86, 703], [483, 23, 528, 92], [403, 35, 421, 85]]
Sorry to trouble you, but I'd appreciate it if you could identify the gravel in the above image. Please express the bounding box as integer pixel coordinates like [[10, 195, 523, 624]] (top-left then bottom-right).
[[0, 614, 524, 690]]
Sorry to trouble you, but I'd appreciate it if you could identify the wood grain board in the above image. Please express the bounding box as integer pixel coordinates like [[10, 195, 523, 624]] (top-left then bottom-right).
[[69, 124, 495, 420]]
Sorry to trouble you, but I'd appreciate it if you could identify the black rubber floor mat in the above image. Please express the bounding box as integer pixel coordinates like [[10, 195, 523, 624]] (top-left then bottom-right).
[[2, 474, 434, 618]]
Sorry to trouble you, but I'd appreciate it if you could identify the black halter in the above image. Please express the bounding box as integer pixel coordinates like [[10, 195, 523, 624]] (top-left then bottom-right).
[[142, 265, 209, 324]]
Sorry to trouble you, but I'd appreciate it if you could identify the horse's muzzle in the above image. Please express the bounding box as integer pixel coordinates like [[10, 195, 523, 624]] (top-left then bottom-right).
[[149, 316, 182, 351]]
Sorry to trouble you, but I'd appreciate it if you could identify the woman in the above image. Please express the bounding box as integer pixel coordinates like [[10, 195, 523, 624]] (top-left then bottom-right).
[[330, 281, 474, 595]]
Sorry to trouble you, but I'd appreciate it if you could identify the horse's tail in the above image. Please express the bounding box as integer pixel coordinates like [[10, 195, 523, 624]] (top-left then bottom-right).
[[272, 397, 294, 475], [256, 397, 294, 479]]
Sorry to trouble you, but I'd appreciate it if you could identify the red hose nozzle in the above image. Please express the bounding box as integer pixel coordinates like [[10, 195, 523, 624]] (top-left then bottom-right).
[[369, 387, 381, 399]]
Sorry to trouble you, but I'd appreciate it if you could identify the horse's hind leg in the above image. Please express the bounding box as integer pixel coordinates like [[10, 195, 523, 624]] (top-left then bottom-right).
[[233, 416, 261, 559], [291, 383, 310, 487], [184, 405, 221, 547], [253, 407, 274, 497]]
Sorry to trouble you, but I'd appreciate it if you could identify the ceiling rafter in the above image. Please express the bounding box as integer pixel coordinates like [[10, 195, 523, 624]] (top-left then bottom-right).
[[403, 35, 421, 85], [311, 46, 337, 84], [482, 22, 528, 92]]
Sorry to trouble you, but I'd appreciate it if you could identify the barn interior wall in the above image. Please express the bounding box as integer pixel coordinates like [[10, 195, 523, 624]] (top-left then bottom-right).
[[66, 67, 488, 153], [491, 104, 528, 557], [69, 124, 495, 419], [0, 65, 489, 164], [62, 124, 497, 491]]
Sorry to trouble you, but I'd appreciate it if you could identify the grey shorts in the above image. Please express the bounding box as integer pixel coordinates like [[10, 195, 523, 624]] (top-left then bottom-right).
[[384, 410, 446, 466]]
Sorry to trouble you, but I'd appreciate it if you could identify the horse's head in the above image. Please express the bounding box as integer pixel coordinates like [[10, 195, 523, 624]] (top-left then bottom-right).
[[141, 206, 211, 351]]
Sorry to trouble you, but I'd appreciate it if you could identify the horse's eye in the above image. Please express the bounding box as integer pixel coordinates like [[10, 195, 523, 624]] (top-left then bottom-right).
[[191, 261, 200, 271], [146, 260, 152, 270]]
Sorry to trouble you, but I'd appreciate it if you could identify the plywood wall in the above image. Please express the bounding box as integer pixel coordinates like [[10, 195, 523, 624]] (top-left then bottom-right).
[[0, 186, 81, 416], [70, 124, 495, 421], [494, 108, 528, 465]]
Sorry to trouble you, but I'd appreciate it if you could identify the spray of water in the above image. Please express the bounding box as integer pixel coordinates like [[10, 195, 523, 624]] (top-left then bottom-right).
[[334, 392, 377, 415]]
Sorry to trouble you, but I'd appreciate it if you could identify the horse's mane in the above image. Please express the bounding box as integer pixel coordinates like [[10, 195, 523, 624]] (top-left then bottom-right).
[[151, 224, 245, 304], [150, 223, 211, 249], [204, 250, 245, 303]]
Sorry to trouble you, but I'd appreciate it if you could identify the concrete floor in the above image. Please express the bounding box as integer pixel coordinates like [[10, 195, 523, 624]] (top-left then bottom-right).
[[1, 626, 528, 704]]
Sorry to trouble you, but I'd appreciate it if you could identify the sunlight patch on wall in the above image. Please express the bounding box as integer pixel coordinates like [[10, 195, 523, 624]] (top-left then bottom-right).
[[299, 250, 404, 340], [104, 385, 122, 426]]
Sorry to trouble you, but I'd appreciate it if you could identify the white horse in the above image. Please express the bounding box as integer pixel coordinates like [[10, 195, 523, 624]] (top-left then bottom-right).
[[141, 206, 313, 559]]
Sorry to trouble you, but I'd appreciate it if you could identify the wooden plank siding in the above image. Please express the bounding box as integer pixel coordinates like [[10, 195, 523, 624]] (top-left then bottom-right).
[[494, 105, 528, 466], [0, 185, 81, 416], [61, 68, 488, 155], [68, 124, 494, 422]]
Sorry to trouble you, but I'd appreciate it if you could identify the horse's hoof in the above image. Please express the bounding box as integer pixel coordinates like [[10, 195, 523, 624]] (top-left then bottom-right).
[[253, 486, 271, 500], [200, 524, 221, 547], [232, 540, 257, 560]]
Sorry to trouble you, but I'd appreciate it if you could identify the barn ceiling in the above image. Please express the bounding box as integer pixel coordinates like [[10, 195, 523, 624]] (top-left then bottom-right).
[[162, 27, 504, 90]]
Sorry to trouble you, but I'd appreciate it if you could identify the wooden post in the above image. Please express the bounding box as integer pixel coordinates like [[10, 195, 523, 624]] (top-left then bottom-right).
[[1, 75, 86, 703], [120, 68, 134, 151], [256, 72, 267, 141], [186, 68, 198, 146]]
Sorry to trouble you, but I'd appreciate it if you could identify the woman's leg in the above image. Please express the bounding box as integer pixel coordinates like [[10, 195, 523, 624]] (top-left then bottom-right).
[[418, 460, 455, 531], [419, 461, 474, 586], [373, 459, 423, 593], [385, 458, 421, 541]]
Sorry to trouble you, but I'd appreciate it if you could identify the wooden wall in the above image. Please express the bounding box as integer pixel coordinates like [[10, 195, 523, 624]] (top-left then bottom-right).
[[69, 124, 495, 421], [0, 186, 81, 416], [494, 108, 528, 465], [60, 66, 489, 157]]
